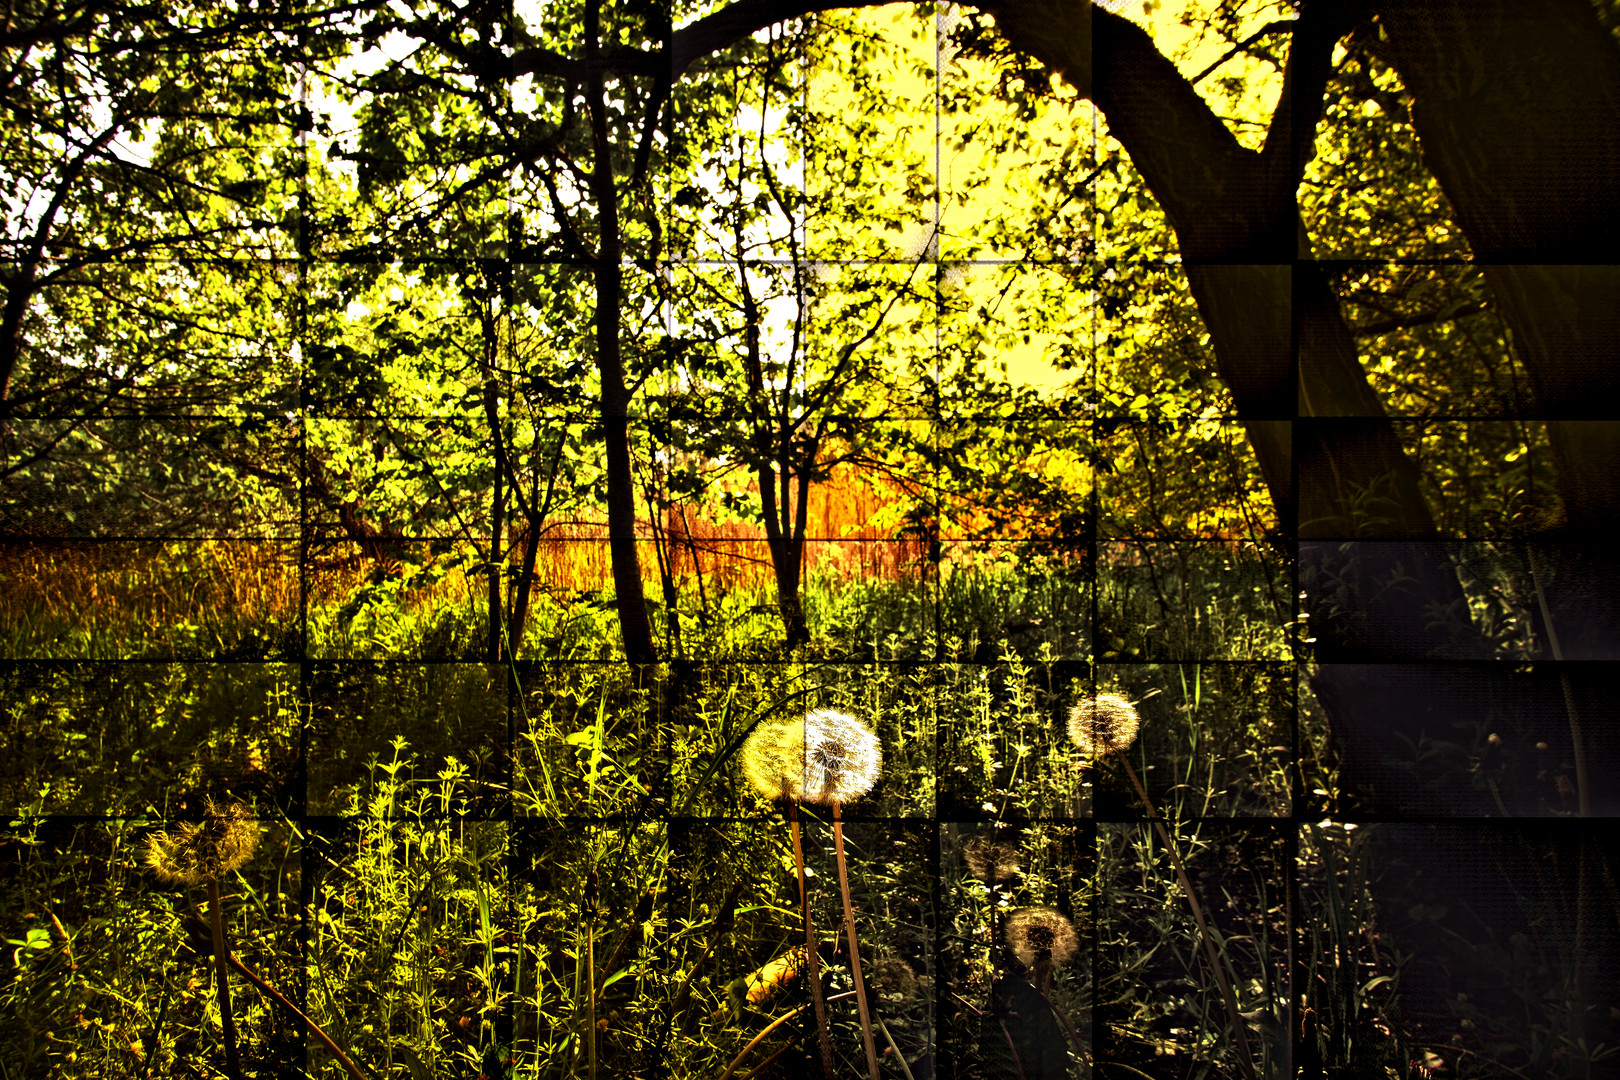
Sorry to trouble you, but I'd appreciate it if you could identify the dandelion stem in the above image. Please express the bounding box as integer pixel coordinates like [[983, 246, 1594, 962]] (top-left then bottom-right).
[[585, 872, 598, 1080], [1118, 755, 1257, 1080], [717, 991, 856, 1080], [205, 876, 243, 1080], [1031, 978, 1088, 1071], [227, 953, 368, 1080], [997, 1013, 1029, 1080], [834, 801, 882, 1080], [587, 924, 597, 1080], [790, 802, 835, 1078]]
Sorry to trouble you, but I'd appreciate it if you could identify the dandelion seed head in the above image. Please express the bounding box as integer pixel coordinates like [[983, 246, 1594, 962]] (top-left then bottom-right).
[[963, 837, 1021, 885], [143, 797, 260, 885], [868, 948, 921, 1001], [1068, 693, 1141, 758], [1005, 906, 1079, 970], [741, 708, 883, 807], [144, 822, 207, 886]]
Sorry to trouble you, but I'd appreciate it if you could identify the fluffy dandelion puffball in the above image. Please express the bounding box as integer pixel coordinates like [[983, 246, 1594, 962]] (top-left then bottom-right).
[[867, 948, 922, 1001], [963, 837, 1021, 885], [742, 708, 882, 807], [1068, 693, 1141, 758], [144, 798, 260, 886], [1006, 906, 1079, 970]]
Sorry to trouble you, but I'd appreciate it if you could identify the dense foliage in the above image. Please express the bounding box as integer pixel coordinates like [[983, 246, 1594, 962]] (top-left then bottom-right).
[[4, 1, 1619, 1078]]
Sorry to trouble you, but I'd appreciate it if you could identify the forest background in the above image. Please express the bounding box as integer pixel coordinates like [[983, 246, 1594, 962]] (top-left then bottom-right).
[[2, 0, 1619, 1078]]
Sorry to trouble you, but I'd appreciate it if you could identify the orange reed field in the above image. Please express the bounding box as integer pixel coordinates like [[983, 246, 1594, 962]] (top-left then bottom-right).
[[523, 462, 933, 594]]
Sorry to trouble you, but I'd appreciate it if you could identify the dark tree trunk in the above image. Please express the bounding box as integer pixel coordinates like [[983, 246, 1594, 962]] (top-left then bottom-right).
[[1073, 5, 1493, 814], [509, 521, 542, 659], [1081, 7, 1476, 679], [1078, 10, 1447, 545], [758, 459, 811, 649], [1378, 0, 1620, 653], [587, 0, 656, 669], [489, 423, 506, 664], [738, 264, 813, 649], [1376, 0, 1620, 263]]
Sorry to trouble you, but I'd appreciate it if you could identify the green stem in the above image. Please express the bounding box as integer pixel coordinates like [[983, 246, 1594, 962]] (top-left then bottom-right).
[[875, 1013, 916, 1080], [587, 920, 597, 1080]]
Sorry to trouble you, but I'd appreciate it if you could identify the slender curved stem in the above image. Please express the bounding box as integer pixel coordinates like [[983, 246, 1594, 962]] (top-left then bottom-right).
[[790, 802, 835, 1077], [1117, 756, 1257, 1080], [833, 801, 881, 1080], [998, 1012, 1029, 1080], [1031, 978, 1088, 1071], [736, 1039, 798, 1080], [1528, 547, 1589, 816], [876, 1013, 916, 1080], [718, 990, 856, 1080], [204, 877, 243, 1080], [587, 917, 597, 1080], [227, 954, 369, 1080]]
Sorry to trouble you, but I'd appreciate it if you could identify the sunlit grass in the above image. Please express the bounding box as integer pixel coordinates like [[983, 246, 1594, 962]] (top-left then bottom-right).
[[0, 540, 298, 659]]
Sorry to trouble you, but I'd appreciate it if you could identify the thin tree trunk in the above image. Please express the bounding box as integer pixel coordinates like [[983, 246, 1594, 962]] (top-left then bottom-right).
[[509, 520, 542, 659], [759, 462, 810, 648], [586, 0, 655, 669], [489, 450, 505, 663]]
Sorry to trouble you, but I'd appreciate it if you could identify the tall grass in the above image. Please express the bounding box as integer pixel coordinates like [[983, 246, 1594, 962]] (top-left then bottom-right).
[[0, 540, 298, 659], [0, 519, 1305, 1080], [1094, 822, 1287, 1075]]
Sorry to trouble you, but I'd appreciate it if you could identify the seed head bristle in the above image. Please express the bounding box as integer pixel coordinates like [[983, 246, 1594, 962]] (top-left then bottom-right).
[[1068, 693, 1141, 758], [1005, 906, 1079, 970], [143, 798, 260, 885], [741, 708, 883, 807], [867, 948, 921, 1001], [963, 837, 1021, 885]]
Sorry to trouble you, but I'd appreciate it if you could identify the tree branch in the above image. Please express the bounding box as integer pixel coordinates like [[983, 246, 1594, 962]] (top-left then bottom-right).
[[1260, 1, 1375, 196], [1351, 301, 1488, 338], [672, 0, 893, 77]]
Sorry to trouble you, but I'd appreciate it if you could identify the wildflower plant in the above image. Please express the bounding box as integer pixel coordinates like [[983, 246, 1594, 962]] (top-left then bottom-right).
[[741, 708, 885, 1080]]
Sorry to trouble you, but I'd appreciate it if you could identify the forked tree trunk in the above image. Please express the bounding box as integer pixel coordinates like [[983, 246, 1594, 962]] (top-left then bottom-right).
[[759, 460, 813, 649]]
